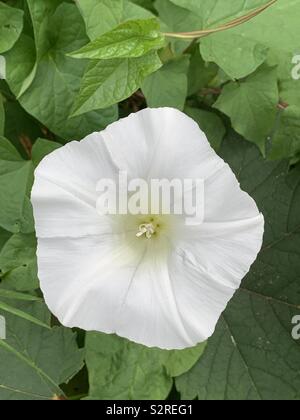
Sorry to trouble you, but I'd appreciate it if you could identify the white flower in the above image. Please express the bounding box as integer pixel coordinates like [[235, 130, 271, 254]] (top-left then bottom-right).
[[31, 108, 264, 350]]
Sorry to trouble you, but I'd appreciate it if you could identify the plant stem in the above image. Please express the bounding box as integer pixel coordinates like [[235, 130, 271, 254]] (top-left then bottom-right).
[[164, 0, 277, 40]]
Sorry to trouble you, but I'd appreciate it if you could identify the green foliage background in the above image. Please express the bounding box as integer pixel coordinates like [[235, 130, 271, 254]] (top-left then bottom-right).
[[0, 0, 300, 400]]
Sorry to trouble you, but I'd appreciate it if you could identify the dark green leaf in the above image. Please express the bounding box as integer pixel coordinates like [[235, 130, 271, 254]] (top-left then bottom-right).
[[176, 132, 300, 400]]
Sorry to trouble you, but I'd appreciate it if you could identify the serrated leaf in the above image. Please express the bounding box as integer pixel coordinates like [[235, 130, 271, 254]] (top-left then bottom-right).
[[86, 332, 205, 400], [142, 56, 189, 110], [214, 65, 279, 155], [199, 0, 300, 79], [31, 138, 61, 167], [76, 0, 154, 41], [0, 2, 23, 54], [0, 136, 62, 235], [185, 107, 226, 151], [266, 52, 300, 160], [168, 0, 300, 79], [0, 300, 84, 400], [176, 132, 300, 400], [72, 51, 162, 115], [70, 18, 165, 60]]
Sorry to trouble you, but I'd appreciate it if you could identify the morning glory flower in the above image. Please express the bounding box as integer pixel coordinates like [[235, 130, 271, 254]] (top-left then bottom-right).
[[31, 108, 264, 350]]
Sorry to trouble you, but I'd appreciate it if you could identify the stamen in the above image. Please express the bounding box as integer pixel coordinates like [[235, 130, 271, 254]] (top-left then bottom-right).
[[136, 223, 155, 239]]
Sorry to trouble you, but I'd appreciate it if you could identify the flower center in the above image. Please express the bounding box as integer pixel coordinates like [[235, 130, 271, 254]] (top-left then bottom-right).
[[136, 223, 156, 239]]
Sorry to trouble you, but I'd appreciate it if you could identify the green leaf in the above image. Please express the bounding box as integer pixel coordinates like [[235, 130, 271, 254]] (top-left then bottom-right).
[[31, 138, 61, 167], [155, 0, 201, 54], [76, 0, 154, 41], [201, 0, 300, 78], [214, 65, 279, 155], [0, 93, 4, 135], [0, 233, 38, 291], [142, 56, 190, 110], [185, 107, 226, 151], [0, 2, 23, 54], [70, 18, 165, 60], [0, 300, 49, 329], [176, 132, 300, 400], [0, 289, 41, 302], [0, 300, 84, 400], [200, 35, 268, 80], [5, 1, 118, 140], [0, 137, 34, 233], [161, 342, 207, 378], [86, 332, 205, 400], [72, 51, 162, 115], [169, 0, 300, 79]]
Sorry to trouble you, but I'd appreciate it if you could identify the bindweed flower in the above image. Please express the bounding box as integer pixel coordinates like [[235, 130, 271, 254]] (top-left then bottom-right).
[[31, 108, 264, 350]]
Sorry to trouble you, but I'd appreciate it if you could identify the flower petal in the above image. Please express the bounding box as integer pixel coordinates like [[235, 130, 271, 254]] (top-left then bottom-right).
[[37, 234, 147, 333], [169, 214, 264, 342], [101, 107, 224, 181], [32, 132, 117, 238]]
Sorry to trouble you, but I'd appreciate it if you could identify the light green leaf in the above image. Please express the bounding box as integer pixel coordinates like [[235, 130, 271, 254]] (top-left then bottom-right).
[[0, 233, 38, 291], [265, 51, 300, 160], [0, 137, 34, 233], [176, 132, 300, 400], [200, 0, 300, 79], [70, 18, 165, 60], [165, 1, 300, 79], [76, 0, 154, 41], [72, 51, 162, 115], [161, 342, 207, 378], [200, 35, 268, 80], [0, 227, 11, 251], [142, 56, 189, 110], [86, 332, 205, 400], [0, 2, 23, 54], [214, 65, 279, 154], [5, 2, 118, 140], [185, 107, 226, 151], [0, 300, 84, 400]]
